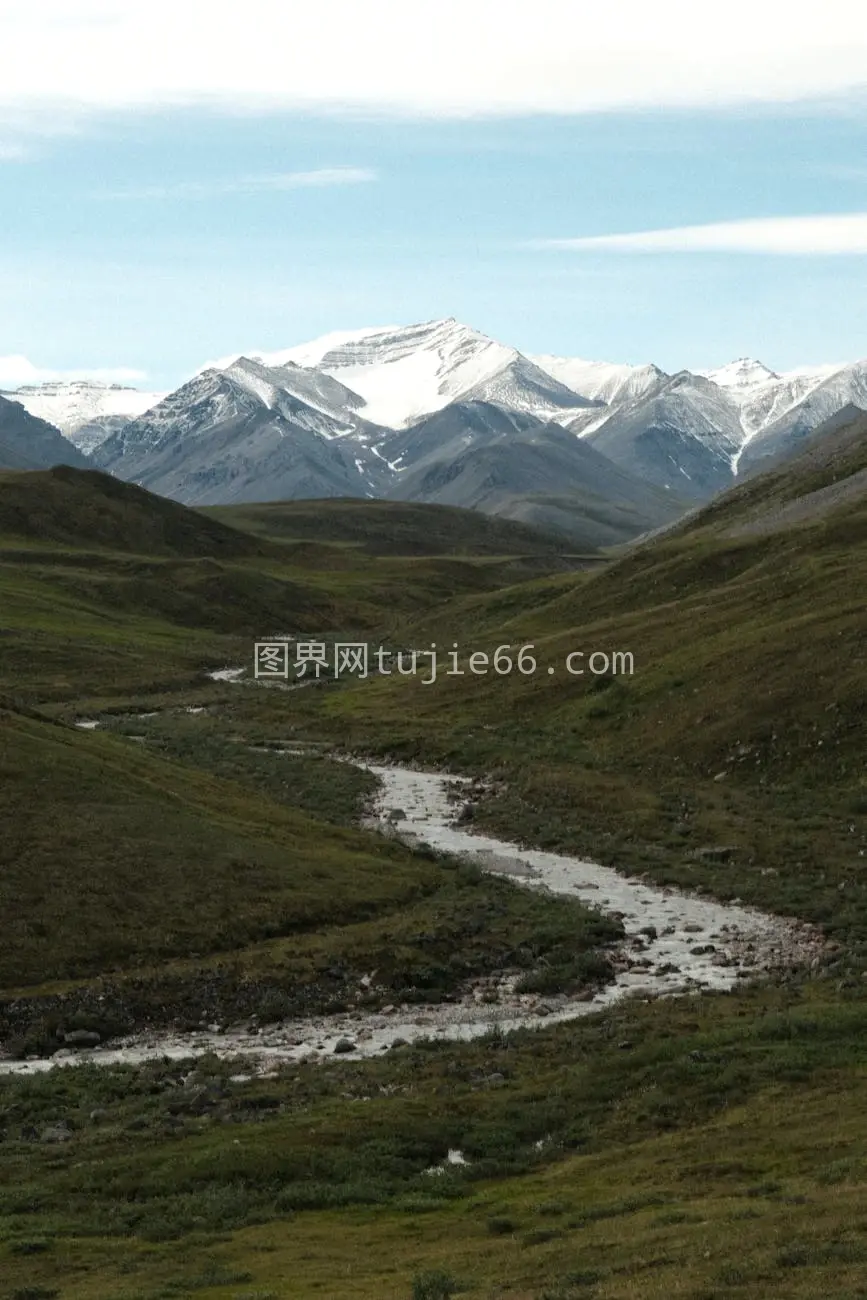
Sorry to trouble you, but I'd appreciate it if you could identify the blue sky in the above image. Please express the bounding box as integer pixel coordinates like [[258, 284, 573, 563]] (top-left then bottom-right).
[[2, 1, 867, 389]]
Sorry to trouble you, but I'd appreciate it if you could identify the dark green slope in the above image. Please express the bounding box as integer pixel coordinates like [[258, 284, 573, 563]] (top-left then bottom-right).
[[0, 469, 584, 704], [204, 495, 580, 556], [291, 408, 867, 941], [0, 465, 267, 557]]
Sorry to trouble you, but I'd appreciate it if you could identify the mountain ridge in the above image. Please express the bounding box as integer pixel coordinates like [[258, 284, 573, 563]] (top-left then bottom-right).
[[12, 320, 867, 536]]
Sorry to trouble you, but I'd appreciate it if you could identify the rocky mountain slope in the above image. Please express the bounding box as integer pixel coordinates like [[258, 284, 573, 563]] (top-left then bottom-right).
[[737, 359, 867, 473], [1, 380, 166, 455], [93, 364, 391, 506], [581, 371, 746, 500], [386, 408, 686, 545], [0, 394, 89, 472]]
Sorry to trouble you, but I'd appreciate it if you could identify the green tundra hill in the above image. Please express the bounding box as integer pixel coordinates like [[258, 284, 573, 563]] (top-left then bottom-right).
[[0, 468, 584, 704], [275, 408, 867, 946], [0, 465, 267, 558], [204, 495, 588, 557]]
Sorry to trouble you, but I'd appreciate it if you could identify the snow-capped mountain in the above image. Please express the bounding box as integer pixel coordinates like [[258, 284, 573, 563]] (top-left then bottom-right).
[[0, 380, 166, 456], [531, 355, 667, 409], [698, 358, 779, 394], [538, 351, 860, 485], [224, 356, 368, 430], [693, 357, 844, 471], [93, 362, 391, 506], [221, 318, 599, 430], [89, 349, 681, 541], [583, 371, 746, 500], [204, 322, 862, 488], [738, 358, 867, 473]]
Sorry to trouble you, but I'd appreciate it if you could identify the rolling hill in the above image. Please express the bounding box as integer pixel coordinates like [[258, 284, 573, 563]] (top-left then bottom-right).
[[204, 495, 581, 557], [0, 464, 267, 557], [290, 406, 867, 939]]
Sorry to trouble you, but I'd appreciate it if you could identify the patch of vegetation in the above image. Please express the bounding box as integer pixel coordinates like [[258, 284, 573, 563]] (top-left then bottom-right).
[[274, 428, 867, 950], [1, 985, 867, 1295]]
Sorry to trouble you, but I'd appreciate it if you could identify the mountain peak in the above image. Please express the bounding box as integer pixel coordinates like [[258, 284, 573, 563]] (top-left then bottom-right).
[[699, 358, 779, 390]]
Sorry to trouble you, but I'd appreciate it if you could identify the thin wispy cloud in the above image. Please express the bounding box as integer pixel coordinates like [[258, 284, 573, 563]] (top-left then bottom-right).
[[0, 355, 146, 387], [100, 167, 377, 200], [0, 142, 27, 160], [533, 214, 867, 255], [1, 0, 867, 120]]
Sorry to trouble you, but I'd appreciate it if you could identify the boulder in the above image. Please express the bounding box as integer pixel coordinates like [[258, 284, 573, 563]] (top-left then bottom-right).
[[62, 1029, 101, 1048], [40, 1121, 73, 1144]]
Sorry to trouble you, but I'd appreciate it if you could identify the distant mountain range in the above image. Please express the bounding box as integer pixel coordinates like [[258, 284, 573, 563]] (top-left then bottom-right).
[[2, 318, 865, 546]]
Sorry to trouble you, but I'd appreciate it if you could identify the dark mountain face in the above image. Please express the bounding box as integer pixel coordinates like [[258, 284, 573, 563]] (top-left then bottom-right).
[[0, 395, 89, 472], [378, 400, 548, 474], [388, 419, 687, 547], [584, 373, 742, 501], [93, 368, 391, 506]]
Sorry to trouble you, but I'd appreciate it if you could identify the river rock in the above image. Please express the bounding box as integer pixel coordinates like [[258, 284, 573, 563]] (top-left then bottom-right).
[[62, 1029, 101, 1047], [333, 1038, 356, 1054], [40, 1121, 73, 1143]]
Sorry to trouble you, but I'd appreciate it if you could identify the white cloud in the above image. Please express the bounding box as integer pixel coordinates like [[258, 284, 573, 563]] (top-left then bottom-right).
[[0, 0, 866, 120], [0, 142, 27, 159], [0, 355, 146, 387], [534, 213, 867, 255], [101, 167, 377, 199]]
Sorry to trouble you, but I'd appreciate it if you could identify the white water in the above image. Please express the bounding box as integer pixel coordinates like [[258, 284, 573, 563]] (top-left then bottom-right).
[[0, 762, 820, 1076]]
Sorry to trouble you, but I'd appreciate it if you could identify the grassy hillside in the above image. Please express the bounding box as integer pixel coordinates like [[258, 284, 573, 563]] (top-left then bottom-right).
[[2, 984, 867, 1298], [0, 470, 586, 705], [204, 496, 585, 556], [264, 412, 867, 949], [0, 466, 268, 557]]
